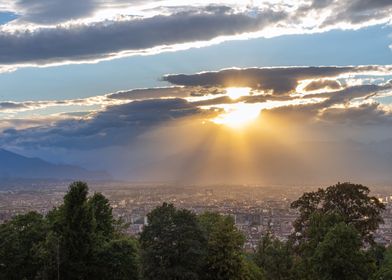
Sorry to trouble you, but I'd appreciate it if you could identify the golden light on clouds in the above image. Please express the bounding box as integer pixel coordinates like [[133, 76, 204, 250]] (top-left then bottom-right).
[[212, 103, 262, 128], [226, 87, 251, 100]]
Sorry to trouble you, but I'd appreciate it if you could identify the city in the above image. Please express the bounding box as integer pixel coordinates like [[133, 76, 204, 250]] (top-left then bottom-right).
[[2, 181, 392, 250]]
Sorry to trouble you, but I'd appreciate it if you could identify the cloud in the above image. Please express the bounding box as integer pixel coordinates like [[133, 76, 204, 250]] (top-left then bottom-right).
[[107, 87, 191, 100], [319, 0, 392, 26], [0, 1, 390, 69], [0, 87, 199, 115], [0, 96, 107, 114], [0, 7, 286, 67], [2, 64, 392, 183], [13, 0, 97, 24], [164, 66, 392, 94], [320, 102, 392, 125], [0, 98, 208, 149], [304, 79, 342, 91], [2, 65, 392, 153], [2, 0, 142, 24]]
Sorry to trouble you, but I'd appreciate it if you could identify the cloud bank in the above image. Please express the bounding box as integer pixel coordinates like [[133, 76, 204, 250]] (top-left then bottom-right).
[[0, 65, 392, 184], [0, 0, 390, 70]]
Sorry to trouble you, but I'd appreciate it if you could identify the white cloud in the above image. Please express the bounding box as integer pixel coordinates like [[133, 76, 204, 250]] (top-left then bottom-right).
[[0, 1, 390, 70]]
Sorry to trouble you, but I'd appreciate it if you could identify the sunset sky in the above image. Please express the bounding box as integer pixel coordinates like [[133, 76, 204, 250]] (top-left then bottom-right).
[[1, 0, 392, 184]]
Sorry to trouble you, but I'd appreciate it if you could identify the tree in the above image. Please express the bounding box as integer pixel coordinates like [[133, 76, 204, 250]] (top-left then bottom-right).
[[95, 238, 140, 280], [59, 181, 95, 279], [254, 231, 294, 280], [198, 212, 247, 280], [372, 245, 392, 280], [0, 181, 141, 280], [0, 212, 48, 280], [140, 203, 206, 280], [243, 258, 265, 280], [88, 192, 115, 239], [311, 223, 374, 280], [291, 182, 384, 245]]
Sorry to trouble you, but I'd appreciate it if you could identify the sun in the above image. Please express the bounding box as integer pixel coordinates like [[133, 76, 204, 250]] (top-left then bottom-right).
[[226, 87, 251, 100], [212, 103, 261, 128]]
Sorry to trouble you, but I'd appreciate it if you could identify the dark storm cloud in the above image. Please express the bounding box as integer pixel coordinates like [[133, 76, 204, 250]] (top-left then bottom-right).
[[0, 98, 205, 149], [0, 8, 286, 65]]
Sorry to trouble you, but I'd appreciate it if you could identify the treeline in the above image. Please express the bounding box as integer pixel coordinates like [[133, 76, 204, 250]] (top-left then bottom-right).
[[1, 182, 392, 279]]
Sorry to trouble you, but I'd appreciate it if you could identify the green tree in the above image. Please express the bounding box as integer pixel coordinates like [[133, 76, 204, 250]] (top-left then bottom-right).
[[198, 212, 247, 280], [0, 181, 141, 280], [140, 203, 206, 280], [372, 245, 392, 280], [291, 182, 384, 245], [254, 231, 294, 280], [312, 223, 374, 280], [94, 238, 140, 280], [243, 258, 265, 280], [59, 181, 95, 279], [88, 192, 115, 240], [0, 212, 48, 280]]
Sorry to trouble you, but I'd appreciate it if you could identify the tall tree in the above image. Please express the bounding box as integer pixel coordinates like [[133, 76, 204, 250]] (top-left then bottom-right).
[[372, 245, 392, 280], [0, 212, 48, 280], [95, 238, 140, 280], [198, 212, 247, 280], [254, 231, 294, 280], [140, 203, 206, 280], [311, 223, 374, 280], [59, 181, 95, 279], [291, 182, 384, 245], [88, 192, 115, 240]]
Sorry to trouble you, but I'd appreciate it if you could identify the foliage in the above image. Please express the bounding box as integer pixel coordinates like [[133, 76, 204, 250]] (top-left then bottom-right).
[[0, 181, 390, 280], [291, 182, 384, 245], [140, 202, 206, 280], [243, 258, 265, 280], [254, 231, 294, 280], [198, 212, 248, 280], [0, 211, 48, 280], [0, 181, 140, 280], [95, 238, 140, 280], [88, 192, 115, 239], [372, 246, 392, 280], [311, 223, 375, 280]]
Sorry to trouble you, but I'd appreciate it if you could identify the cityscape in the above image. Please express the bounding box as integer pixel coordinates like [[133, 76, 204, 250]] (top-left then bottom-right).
[[1, 0, 392, 278], [3, 181, 392, 250]]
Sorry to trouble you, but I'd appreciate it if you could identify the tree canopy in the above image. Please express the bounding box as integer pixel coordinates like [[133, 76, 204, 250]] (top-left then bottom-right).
[[291, 182, 384, 245], [0, 181, 390, 280]]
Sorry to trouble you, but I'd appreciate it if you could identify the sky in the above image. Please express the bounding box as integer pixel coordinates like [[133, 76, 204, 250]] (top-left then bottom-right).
[[0, 0, 392, 184]]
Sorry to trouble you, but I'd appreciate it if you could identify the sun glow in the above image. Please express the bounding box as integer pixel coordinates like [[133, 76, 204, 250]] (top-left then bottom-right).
[[226, 87, 251, 100], [212, 103, 262, 128]]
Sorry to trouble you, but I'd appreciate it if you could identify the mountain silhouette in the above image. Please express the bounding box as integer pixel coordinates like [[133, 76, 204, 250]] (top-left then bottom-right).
[[0, 148, 110, 180]]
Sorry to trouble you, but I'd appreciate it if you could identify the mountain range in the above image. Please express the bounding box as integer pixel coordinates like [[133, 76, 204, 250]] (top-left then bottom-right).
[[0, 148, 110, 180]]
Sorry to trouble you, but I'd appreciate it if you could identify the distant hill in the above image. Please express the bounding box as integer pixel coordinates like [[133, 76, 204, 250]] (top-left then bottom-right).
[[0, 148, 111, 180]]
